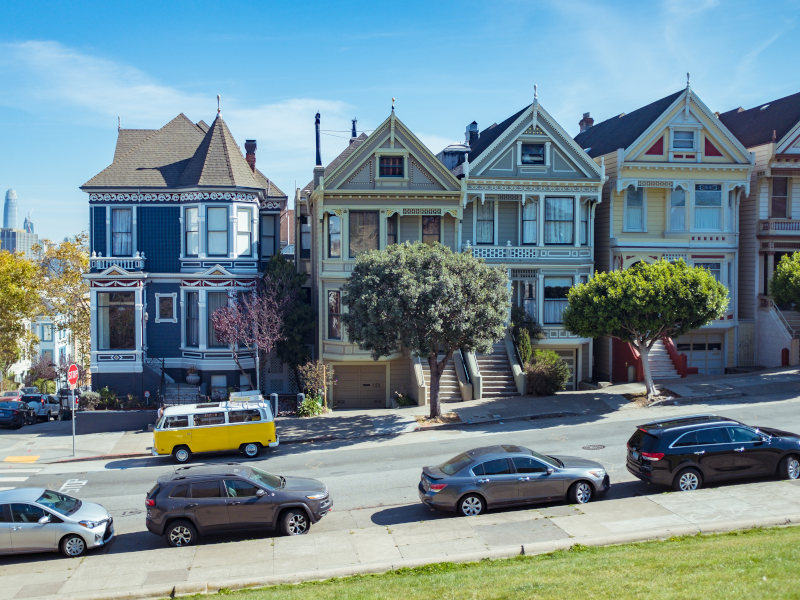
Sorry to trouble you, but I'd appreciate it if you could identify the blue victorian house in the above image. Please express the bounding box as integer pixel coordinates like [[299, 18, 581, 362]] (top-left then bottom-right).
[[82, 112, 288, 399]]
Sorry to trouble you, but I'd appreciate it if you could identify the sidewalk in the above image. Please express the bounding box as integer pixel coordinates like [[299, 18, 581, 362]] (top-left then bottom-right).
[[46, 366, 800, 464], [2, 478, 798, 600]]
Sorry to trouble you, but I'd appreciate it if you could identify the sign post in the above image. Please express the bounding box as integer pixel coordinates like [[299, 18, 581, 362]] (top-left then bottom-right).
[[67, 364, 79, 457]]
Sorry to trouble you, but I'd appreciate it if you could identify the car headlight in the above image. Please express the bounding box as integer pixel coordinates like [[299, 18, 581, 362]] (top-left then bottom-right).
[[306, 492, 327, 500], [587, 470, 605, 478], [79, 520, 101, 529]]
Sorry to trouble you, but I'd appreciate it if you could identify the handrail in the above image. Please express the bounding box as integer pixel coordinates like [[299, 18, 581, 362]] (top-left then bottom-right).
[[661, 336, 688, 377], [763, 297, 796, 337], [458, 348, 471, 385]]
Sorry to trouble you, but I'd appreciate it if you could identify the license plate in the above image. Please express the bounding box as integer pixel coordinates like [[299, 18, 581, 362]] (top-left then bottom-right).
[[631, 450, 640, 460]]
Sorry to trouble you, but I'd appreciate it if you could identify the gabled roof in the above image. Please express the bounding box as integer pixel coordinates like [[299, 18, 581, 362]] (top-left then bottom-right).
[[83, 114, 286, 198], [467, 106, 528, 162], [300, 133, 369, 196], [718, 91, 800, 148], [574, 90, 684, 157]]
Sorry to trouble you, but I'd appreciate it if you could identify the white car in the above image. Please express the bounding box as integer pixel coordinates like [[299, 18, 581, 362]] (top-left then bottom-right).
[[23, 394, 60, 421], [0, 488, 114, 557]]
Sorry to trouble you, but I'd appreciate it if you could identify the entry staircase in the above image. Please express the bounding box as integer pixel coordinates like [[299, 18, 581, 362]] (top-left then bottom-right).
[[648, 339, 680, 380], [421, 355, 462, 402], [476, 342, 519, 398], [781, 309, 800, 337]]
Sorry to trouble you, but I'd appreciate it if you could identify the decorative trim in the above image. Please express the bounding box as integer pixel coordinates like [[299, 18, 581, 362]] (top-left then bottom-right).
[[470, 184, 591, 193], [89, 192, 259, 203], [181, 279, 257, 288], [402, 207, 441, 216], [154, 292, 178, 324]]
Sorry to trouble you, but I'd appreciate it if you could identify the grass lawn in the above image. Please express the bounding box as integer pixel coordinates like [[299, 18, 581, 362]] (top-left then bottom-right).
[[184, 526, 800, 600]]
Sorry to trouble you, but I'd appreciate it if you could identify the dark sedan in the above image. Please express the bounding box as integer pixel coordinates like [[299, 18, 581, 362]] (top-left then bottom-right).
[[0, 400, 36, 428], [419, 445, 610, 516]]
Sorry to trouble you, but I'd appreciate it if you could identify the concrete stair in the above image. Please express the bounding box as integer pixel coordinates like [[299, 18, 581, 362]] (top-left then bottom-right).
[[476, 342, 519, 398], [648, 339, 680, 380], [422, 355, 462, 403], [780, 309, 800, 337]]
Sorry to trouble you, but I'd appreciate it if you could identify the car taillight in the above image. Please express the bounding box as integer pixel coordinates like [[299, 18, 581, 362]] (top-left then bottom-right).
[[145, 498, 156, 507], [429, 483, 447, 493], [641, 452, 664, 461]]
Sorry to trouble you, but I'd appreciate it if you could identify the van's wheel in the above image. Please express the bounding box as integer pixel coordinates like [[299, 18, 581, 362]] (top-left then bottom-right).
[[280, 509, 310, 536], [673, 468, 702, 491], [172, 446, 192, 464], [165, 520, 197, 547], [60, 534, 86, 557], [241, 442, 261, 458]]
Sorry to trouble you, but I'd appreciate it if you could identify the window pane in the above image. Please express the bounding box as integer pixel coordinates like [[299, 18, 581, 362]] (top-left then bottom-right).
[[422, 216, 440, 245], [480, 459, 512, 475], [224, 479, 260, 497], [476, 200, 494, 244], [580, 202, 589, 246], [522, 202, 537, 244], [207, 207, 227, 229], [695, 185, 721, 230], [386, 214, 398, 246], [190, 481, 222, 498], [545, 197, 573, 244], [521, 144, 544, 165], [673, 131, 694, 149], [194, 412, 225, 426], [111, 208, 132, 256], [207, 207, 228, 256], [236, 208, 251, 256], [771, 177, 788, 218], [544, 277, 572, 324], [670, 188, 686, 231], [97, 292, 135, 350], [512, 456, 547, 473], [379, 156, 404, 177], [349, 211, 379, 257], [260, 215, 276, 258], [625, 188, 643, 231], [328, 215, 341, 258], [207, 292, 228, 347], [186, 292, 199, 347], [158, 296, 173, 320], [328, 290, 341, 339], [185, 208, 199, 256]]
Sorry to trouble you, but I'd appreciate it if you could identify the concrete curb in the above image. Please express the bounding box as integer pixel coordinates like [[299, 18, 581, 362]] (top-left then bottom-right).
[[50, 452, 151, 464], [650, 391, 745, 407], [67, 516, 800, 600], [414, 411, 581, 432]]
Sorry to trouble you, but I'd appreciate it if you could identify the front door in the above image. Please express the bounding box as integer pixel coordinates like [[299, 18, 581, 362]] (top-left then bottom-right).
[[693, 428, 737, 480], [9, 503, 57, 552], [512, 456, 566, 501], [186, 480, 229, 532], [223, 478, 277, 529], [472, 458, 518, 506]]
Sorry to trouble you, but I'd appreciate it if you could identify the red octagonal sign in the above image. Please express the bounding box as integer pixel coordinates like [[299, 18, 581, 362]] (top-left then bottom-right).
[[67, 364, 79, 388]]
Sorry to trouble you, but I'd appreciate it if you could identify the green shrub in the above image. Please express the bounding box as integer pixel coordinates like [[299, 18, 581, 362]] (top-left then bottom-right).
[[511, 306, 544, 342], [517, 329, 533, 366], [34, 378, 56, 394], [80, 391, 100, 410], [393, 391, 416, 407], [525, 349, 571, 396], [297, 395, 324, 417], [97, 386, 119, 410]]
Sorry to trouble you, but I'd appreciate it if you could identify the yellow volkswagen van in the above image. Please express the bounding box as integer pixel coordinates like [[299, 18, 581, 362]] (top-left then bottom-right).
[[152, 394, 279, 463]]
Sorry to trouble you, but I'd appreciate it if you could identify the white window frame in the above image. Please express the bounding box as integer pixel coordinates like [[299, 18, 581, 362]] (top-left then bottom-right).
[[623, 187, 646, 232], [694, 184, 723, 232], [375, 151, 409, 182], [236, 207, 253, 257], [206, 206, 229, 257], [184, 206, 200, 257], [671, 130, 696, 151], [669, 187, 687, 232], [155, 292, 178, 324]]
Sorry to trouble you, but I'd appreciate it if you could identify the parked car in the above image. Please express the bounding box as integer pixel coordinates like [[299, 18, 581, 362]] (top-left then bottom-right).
[[22, 394, 60, 422], [20, 386, 39, 395], [0, 488, 114, 557], [626, 414, 800, 491], [0, 400, 36, 428], [1, 391, 21, 401], [419, 445, 610, 516], [145, 464, 331, 547]]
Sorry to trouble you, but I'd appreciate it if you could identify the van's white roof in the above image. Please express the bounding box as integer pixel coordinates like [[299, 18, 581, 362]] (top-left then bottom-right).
[[164, 401, 268, 415]]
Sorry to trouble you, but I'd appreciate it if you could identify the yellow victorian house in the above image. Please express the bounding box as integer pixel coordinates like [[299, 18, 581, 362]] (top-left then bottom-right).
[[575, 81, 753, 382]]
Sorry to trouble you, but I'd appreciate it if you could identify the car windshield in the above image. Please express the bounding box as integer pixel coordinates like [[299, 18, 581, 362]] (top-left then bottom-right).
[[36, 490, 82, 516], [528, 449, 561, 468], [247, 467, 283, 489], [440, 452, 474, 475]]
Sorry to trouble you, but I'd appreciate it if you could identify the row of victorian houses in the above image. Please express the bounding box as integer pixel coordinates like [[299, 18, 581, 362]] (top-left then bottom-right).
[[81, 84, 800, 408]]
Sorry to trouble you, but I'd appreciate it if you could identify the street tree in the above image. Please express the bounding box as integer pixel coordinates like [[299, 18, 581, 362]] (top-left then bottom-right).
[[0, 250, 41, 383], [770, 252, 800, 307], [342, 242, 509, 419], [210, 278, 287, 391], [34, 233, 90, 369], [562, 260, 728, 398]]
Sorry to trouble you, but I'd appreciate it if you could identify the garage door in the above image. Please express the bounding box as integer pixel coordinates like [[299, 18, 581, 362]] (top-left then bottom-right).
[[334, 365, 386, 408], [675, 333, 724, 375]]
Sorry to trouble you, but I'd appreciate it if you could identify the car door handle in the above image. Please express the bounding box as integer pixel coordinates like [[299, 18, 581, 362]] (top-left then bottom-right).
[[517, 477, 530, 481], [734, 447, 745, 452], [694, 450, 705, 455], [185, 503, 198, 509], [477, 478, 490, 483], [11, 526, 21, 531], [230, 501, 241, 505]]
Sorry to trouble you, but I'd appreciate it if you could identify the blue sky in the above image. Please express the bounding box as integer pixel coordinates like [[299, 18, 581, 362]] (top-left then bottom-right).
[[1, 0, 798, 241]]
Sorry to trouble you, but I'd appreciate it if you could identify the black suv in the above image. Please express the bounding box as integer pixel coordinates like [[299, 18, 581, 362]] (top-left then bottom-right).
[[626, 414, 800, 491], [145, 464, 331, 546]]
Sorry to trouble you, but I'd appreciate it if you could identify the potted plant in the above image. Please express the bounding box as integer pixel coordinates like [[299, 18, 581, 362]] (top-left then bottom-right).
[[185, 365, 200, 386]]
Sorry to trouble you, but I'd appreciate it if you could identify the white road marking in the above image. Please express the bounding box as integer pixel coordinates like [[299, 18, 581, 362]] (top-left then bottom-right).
[[0, 477, 31, 482], [59, 478, 88, 495]]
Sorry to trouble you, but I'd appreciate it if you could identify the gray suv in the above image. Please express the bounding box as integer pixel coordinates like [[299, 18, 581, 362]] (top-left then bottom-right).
[[145, 464, 331, 547]]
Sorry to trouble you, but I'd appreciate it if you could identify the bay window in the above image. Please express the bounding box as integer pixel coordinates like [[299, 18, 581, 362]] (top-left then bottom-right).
[[695, 184, 722, 230], [207, 291, 227, 348], [624, 187, 644, 231], [207, 207, 228, 256], [580, 202, 589, 246], [545, 197, 573, 244], [111, 208, 132, 256], [185, 207, 199, 256], [97, 291, 135, 350], [328, 290, 341, 339], [185, 292, 199, 347], [522, 201, 537, 244], [260, 214, 276, 258], [670, 188, 686, 231], [328, 214, 341, 258], [349, 211, 379, 257], [476, 200, 494, 244], [544, 277, 572, 324]]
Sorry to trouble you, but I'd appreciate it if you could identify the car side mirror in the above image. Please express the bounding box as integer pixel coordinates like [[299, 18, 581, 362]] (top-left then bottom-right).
[[546, 468, 555, 475], [38, 514, 51, 524], [256, 488, 266, 497]]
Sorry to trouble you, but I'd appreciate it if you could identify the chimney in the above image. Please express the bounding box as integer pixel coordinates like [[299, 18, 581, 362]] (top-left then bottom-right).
[[244, 139, 257, 172], [313, 112, 324, 188], [466, 121, 479, 147], [579, 112, 594, 133], [350, 118, 358, 143]]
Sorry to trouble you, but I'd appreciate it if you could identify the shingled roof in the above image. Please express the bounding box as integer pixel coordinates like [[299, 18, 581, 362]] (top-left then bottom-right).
[[300, 133, 369, 196], [467, 105, 528, 162], [83, 113, 286, 198], [718, 91, 800, 149], [574, 90, 684, 158]]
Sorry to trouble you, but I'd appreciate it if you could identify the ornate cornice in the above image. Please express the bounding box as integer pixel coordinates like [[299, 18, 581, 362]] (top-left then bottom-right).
[[89, 192, 260, 204]]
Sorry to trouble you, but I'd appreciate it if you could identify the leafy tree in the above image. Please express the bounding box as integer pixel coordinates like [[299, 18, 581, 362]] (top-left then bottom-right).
[[770, 252, 800, 308], [0, 251, 41, 381], [264, 254, 315, 387], [210, 278, 287, 391], [34, 233, 91, 369], [342, 242, 509, 419], [563, 260, 728, 398], [27, 353, 57, 384], [526, 349, 571, 396], [297, 360, 335, 409]]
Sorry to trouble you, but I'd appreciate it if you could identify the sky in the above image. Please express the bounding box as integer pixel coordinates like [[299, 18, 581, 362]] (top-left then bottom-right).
[[1, 0, 798, 241]]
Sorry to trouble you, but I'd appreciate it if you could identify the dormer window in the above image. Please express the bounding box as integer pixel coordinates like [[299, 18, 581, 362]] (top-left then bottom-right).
[[379, 156, 404, 177], [672, 131, 695, 150], [520, 143, 545, 165]]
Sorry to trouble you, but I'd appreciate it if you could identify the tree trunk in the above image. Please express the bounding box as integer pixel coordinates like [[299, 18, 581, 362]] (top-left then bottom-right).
[[231, 351, 254, 391], [637, 342, 656, 398], [428, 353, 441, 419]]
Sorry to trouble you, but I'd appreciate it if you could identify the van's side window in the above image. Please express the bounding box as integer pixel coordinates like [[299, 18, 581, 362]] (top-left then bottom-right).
[[164, 415, 189, 429], [194, 412, 225, 427], [229, 409, 262, 423]]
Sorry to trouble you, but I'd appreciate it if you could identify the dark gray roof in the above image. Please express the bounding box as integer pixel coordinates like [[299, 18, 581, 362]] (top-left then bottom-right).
[[83, 114, 285, 197], [718, 91, 800, 149], [301, 133, 369, 196], [467, 105, 528, 162], [574, 90, 684, 157]]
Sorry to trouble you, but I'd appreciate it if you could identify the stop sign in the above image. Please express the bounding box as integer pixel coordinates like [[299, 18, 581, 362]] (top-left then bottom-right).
[[67, 364, 79, 388]]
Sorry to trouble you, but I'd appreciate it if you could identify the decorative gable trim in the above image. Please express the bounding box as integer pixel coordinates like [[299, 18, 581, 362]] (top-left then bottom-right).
[[88, 192, 260, 204]]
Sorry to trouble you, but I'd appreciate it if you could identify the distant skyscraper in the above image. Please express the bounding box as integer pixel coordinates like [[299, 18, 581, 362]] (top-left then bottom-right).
[[23, 213, 34, 234], [4, 189, 17, 229]]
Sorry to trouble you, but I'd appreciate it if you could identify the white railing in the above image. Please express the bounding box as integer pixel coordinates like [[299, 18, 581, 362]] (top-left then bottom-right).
[[90, 252, 145, 271], [760, 219, 800, 233], [762, 296, 797, 338], [463, 242, 591, 260]]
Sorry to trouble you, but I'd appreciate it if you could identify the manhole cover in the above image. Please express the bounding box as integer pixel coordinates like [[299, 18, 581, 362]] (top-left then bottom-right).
[[581, 444, 605, 450]]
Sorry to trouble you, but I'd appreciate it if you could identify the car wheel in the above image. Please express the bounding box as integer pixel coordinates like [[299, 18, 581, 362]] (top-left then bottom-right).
[[458, 493, 485, 517], [280, 509, 310, 536], [47, 411, 52, 422], [13, 418, 23, 429], [60, 534, 86, 557], [779, 455, 800, 480], [166, 520, 197, 547], [242, 442, 261, 458], [172, 446, 192, 464], [568, 480, 593, 504], [673, 468, 702, 492]]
